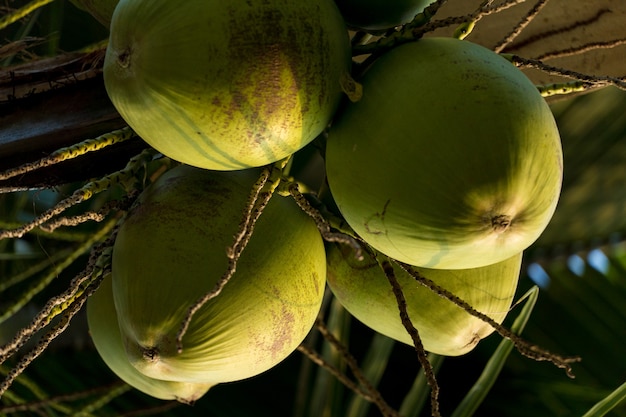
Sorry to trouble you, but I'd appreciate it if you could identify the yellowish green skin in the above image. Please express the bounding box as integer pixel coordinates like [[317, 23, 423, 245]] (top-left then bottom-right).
[[87, 274, 213, 402], [326, 244, 522, 356], [70, 0, 118, 27], [326, 37, 563, 270], [104, 0, 351, 171], [112, 165, 327, 384]]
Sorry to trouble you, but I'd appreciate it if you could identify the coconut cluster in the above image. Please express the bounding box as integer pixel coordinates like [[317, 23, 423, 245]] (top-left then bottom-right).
[[79, 0, 563, 404], [323, 37, 562, 356]]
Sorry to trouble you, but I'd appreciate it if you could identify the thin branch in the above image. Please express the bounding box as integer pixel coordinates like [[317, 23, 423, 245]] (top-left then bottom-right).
[[534, 38, 626, 61], [0, 193, 84, 240], [508, 54, 626, 91], [494, 0, 551, 53], [0, 219, 115, 326], [378, 258, 440, 417], [39, 193, 137, 233], [286, 182, 363, 260], [0, 127, 135, 182], [399, 0, 450, 33], [0, 382, 126, 414], [296, 344, 375, 403], [313, 318, 400, 417], [226, 166, 271, 260], [0, 0, 55, 31], [0, 222, 118, 364], [537, 80, 597, 97], [354, 0, 527, 62], [39, 211, 107, 230], [175, 160, 287, 353], [73, 383, 133, 417], [0, 275, 103, 396], [480, 0, 531, 17], [500, 8, 612, 52], [395, 261, 581, 378], [0, 149, 154, 240], [352, 0, 455, 57]]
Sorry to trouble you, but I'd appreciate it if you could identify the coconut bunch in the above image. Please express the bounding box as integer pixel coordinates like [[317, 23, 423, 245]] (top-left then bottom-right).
[[323, 38, 562, 354], [326, 38, 562, 271], [81, 0, 564, 403], [84, 0, 348, 402]]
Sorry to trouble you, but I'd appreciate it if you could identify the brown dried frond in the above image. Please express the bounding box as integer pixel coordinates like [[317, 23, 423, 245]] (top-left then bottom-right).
[[0, 37, 45, 60]]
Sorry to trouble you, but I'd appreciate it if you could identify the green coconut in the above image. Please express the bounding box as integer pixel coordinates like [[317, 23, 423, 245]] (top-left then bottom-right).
[[70, 0, 118, 27], [104, 0, 351, 171], [333, 0, 432, 31], [325, 37, 563, 270], [326, 244, 522, 356], [87, 273, 213, 402], [111, 165, 326, 384]]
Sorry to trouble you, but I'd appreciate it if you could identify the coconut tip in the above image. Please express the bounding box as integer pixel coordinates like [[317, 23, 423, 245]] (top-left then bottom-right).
[[490, 214, 512, 233]]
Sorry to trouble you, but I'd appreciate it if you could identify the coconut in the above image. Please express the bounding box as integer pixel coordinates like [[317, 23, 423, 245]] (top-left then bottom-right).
[[325, 37, 563, 269], [333, 0, 431, 31], [326, 244, 522, 356], [104, 0, 351, 170], [111, 165, 326, 384], [87, 273, 213, 403]]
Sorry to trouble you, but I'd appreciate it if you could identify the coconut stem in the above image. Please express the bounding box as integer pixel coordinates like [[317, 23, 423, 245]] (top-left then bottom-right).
[[285, 182, 364, 260], [378, 257, 441, 417], [116, 47, 132, 69], [339, 72, 363, 102], [491, 214, 512, 233], [141, 347, 160, 363]]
